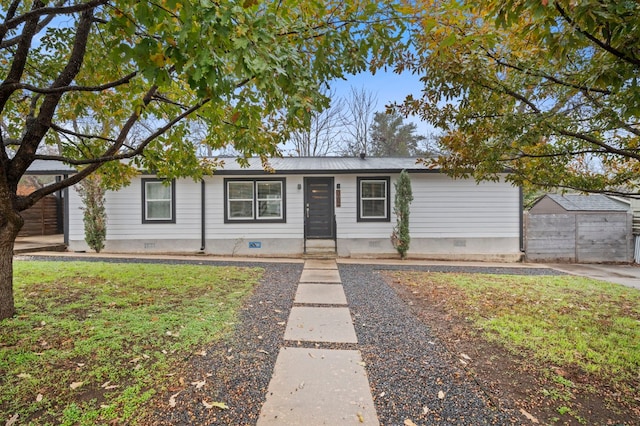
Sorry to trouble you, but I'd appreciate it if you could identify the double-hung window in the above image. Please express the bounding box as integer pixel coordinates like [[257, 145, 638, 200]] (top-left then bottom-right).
[[225, 178, 285, 223], [357, 177, 390, 222], [142, 178, 175, 223]]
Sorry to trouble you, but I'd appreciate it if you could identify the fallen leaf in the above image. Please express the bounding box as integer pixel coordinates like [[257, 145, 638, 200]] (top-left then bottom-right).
[[70, 381, 84, 390], [357, 412, 364, 423], [202, 400, 229, 410], [197, 350, 207, 356], [438, 390, 445, 400], [459, 359, 468, 366], [423, 405, 429, 415], [460, 353, 472, 361], [17, 373, 31, 379], [257, 349, 269, 355], [76, 363, 85, 367], [357, 361, 366, 367], [100, 381, 119, 390], [404, 420, 418, 426], [6, 413, 18, 426], [308, 352, 316, 358], [36, 393, 43, 402], [277, 322, 286, 325], [191, 379, 206, 389], [129, 357, 141, 364], [169, 391, 181, 407], [519, 408, 539, 424]]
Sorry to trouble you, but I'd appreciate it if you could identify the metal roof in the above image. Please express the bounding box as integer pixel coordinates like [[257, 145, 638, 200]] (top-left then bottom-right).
[[213, 157, 437, 175], [546, 194, 630, 211], [25, 160, 76, 175]]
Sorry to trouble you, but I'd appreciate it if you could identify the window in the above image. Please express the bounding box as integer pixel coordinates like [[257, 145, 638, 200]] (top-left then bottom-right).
[[357, 177, 390, 222], [225, 178, 285, 223], [142, 178, 175, 223]]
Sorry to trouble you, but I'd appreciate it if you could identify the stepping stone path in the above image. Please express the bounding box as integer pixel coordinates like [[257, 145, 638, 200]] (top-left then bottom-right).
[[257, 259, 379, 425]]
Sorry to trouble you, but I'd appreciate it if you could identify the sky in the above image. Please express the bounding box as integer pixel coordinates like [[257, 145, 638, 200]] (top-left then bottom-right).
[[328, 69, 435, 138]]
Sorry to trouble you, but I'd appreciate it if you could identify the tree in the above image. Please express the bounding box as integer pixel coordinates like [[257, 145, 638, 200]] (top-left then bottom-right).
[[77, 174, 106, 253], [398, 0, 640, 196], [391, 169, 412, 259], [0, 0, 406, 319], [287, 88, 345, 156], [340, 86, 378, 156], [370, 111, 425, 156]]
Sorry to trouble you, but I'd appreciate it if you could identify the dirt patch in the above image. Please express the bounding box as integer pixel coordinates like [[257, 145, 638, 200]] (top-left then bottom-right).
[[385, 272, 638, 426]]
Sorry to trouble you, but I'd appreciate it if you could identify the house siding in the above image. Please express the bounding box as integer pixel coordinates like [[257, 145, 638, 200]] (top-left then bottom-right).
[[68, 170, 522, 260]]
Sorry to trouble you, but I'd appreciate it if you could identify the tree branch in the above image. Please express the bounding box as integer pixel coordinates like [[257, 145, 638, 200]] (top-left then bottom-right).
[[483, 48, 611, 95], [0, 0, 42, 112], [11, 7, 94, 180], [554, 3, 640, 67], [0, 0, 107, 34], [2, 71, 138, 95]]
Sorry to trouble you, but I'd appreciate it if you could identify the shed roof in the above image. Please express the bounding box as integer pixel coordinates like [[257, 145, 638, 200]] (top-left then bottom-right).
[[545, 194, 630, 211], [213, 157, 437, 175]]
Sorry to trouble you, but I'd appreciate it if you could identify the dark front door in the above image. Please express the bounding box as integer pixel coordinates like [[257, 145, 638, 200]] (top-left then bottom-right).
[[304, 177, 334, 239]]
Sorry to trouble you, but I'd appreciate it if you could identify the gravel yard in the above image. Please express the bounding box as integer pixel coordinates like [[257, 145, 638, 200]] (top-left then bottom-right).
[[338, 263, 557, 425], [20, 256, 565, 425]]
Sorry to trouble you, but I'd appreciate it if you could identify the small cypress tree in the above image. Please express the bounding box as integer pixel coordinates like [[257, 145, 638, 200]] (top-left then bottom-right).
[[391, 169, 413, 259], [78, 174, 107, 253]]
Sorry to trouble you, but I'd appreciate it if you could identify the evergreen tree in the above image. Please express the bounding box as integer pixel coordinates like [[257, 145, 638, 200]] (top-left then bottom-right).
[[371, 111, 425, 157], [78, 176, 107, 253], [391, 170, 413, 259]]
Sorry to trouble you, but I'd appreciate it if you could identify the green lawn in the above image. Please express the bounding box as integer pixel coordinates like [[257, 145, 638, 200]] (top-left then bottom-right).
[[1, 260, 262, 426], [391, 271, 640, 410]]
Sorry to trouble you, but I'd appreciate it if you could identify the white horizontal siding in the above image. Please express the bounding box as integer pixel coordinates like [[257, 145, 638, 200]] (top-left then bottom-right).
[[69, 171, 520, 251], [409, 174, 519, 238], [335, 173, 519, 239]]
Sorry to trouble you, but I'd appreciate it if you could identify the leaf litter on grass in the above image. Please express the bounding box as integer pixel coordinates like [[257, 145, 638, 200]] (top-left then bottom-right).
[[1, 260, 261, 426], [387, 270, 640, 425]]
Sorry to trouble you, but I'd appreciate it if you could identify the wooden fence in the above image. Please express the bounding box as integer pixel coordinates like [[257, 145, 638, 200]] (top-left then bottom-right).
[[525, 212, 633, 263], [18, 195, 61, 237]]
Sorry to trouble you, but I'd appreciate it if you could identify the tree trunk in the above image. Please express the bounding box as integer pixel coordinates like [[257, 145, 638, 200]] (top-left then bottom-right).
[[0, 212, 22, 320]]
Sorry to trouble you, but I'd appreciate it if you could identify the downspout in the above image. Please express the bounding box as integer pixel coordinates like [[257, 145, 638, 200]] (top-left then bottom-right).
[[63, 175, 69, 246], [200, 179, 206, 252], [519, 186, 524, 255]]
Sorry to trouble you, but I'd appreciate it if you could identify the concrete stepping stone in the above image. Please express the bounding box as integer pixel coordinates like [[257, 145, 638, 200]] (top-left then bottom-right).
[[304, 259, 338, 270], [294, 284, 348, 305], [284, 307, 357, 343], [299, 268, 341, 283], [257, 347, 378, 425]]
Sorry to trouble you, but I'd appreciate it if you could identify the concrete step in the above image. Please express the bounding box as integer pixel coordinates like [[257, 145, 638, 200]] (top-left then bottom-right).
[[305, 239, 336, 258]]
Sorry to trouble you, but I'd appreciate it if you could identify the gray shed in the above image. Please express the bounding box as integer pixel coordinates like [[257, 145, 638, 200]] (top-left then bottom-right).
[[525, 194, 633, 263]]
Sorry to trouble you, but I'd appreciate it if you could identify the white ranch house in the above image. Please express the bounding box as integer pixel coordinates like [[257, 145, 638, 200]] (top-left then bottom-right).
[[67, 157, 523, 261]]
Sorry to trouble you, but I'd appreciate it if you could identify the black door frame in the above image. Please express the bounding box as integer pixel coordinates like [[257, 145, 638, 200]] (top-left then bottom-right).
[[304, 177, 335, 239]]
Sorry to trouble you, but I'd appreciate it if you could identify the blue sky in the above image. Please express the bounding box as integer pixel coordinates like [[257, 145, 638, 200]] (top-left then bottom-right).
[[328, 69, 435, 137]]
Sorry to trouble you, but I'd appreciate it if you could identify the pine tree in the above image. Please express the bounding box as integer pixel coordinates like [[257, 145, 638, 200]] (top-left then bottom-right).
[[391, 170, 413, 259]]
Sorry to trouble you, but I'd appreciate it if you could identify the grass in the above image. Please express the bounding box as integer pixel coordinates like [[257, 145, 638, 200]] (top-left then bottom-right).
[[390, 271, 640, 409], [0, 260, 262, 426]]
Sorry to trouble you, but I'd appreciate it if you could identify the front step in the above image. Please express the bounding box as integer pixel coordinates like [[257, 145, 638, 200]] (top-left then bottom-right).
[[304, 239, 336, 258]]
